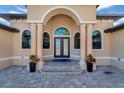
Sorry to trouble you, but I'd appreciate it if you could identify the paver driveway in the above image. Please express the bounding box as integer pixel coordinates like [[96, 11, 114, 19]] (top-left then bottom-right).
[[0, 65, 124, 88]]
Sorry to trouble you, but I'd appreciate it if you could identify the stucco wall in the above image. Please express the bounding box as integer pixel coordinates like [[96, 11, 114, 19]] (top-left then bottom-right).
[[10, 19, 114, 63], [110, 29, 124, 69], [11, 19, 31, 65], [111, 29, 124, 57], [0, 29, 13, 69], [92, 20, 113, 65], [28, 5, 96, 23]]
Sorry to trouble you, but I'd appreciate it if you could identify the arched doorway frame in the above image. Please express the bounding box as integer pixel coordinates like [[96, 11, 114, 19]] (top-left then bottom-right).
[[53, 26, 71, 59], [41, 6, 82, 26], [41, 6, 82, 59]]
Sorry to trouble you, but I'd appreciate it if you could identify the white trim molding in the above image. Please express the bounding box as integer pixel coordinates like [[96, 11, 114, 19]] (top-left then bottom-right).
[[111, 57, 124, 62], [12, 56, 29, 60], [0, 56, 29, 62], [27, 21, 42, 23], [96, 57, 112, 60], [71, 55, 80, 59], [80, 21, 96, 24], [27, 20, 96, 25], [0, 56, 124, 63], [43, 55, 53, 58], [96, 57, 124, 62], [0, 57, 12, 62]]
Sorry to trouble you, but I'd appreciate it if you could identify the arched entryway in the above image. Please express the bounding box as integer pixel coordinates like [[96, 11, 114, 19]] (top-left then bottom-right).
[[41, 6, 81, 26], [54, 27, 70, 58], [41, 6, 82, 60], [30, 6, 90, 70]]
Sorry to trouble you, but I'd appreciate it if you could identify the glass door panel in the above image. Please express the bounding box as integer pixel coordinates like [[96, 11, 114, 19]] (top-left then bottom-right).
[[54, 37, 70, 58], [55, 39, 61, 56], [63, 38, 68, 56]]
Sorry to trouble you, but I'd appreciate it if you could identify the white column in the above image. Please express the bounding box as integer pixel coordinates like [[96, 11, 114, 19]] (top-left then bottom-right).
[[87, 24, 96, 70], [31, 23, 37, 55], [87, 24, 93, 55], [80, 24, 86, 70], [36, 23, 43, 70]]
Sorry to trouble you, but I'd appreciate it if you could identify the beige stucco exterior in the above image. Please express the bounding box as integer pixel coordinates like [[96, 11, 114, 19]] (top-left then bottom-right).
[[0, 5, 124, 70], [11, 19, 31, 65], [27, 5, 96, 24], [0, 29, 13, 58], [92, 20, 113, 65], [110, 29, 124, 69], [111, 29, 124, 58], [0, 29, 13, 69]]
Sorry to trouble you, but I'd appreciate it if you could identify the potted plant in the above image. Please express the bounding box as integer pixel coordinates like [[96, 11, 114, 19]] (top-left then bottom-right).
[[86, 54, 96, 72], [29, 55, 39, 72]]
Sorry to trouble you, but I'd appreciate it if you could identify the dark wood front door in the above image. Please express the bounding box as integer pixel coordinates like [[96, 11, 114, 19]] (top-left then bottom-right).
[[54, 37, 70, 58]]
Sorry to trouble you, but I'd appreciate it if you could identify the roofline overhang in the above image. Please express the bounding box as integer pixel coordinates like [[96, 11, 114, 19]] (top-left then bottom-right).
[[0, 11, 124, 21], [104, 23, 124, 33], [97, 14, 124, 21], [0, 23, 19, 33], [0, 14, 27, 19], [96, 5, 99, 9]]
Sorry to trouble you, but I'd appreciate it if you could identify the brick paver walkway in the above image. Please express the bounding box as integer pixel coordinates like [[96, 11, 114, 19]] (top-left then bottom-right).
[[0, 61, 124, 88]]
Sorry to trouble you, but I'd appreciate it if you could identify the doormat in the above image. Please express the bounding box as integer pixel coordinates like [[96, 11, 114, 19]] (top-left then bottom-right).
[[52, 59, 72, 62], [104, 71, 113, 74]]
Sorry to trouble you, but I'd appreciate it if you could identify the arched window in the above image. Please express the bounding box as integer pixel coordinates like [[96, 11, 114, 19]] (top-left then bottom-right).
[[54, 27, 70, 35], [74, 32, 80, 49], [43, 32, 50, 49], [22, 30, 31, 49], [92, 30, 102, 49]]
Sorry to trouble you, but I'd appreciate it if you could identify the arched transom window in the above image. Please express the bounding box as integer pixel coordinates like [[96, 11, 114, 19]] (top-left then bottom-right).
[[92, 30, 102, 49], [22, 30, 31, 49], [54, 27, 70, 35], [74, 32, 80, 49], [43, 32, 50, 49]]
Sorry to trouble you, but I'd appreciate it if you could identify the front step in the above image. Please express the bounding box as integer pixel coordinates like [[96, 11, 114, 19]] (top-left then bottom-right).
[[43, 65, 81, 72], [52, 59, 72, 62], [42, 61, 82, 75], [44, 61, 80, 66], [41, 71, 82, 76]]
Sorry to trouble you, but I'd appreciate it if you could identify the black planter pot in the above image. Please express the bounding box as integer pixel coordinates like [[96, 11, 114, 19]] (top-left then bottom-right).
[[29, 62, 36, 72], [87, 62, 93, 72]]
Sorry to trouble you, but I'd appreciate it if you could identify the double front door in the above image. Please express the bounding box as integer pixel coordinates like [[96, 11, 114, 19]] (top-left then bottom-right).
[[54, 37, 70, 58]]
